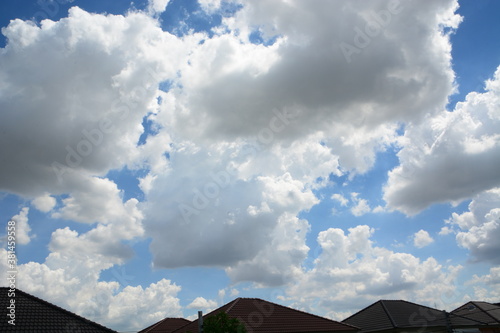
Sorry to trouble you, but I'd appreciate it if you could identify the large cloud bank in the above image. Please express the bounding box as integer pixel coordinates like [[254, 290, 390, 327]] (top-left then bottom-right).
[[1, 0, 499, 330]]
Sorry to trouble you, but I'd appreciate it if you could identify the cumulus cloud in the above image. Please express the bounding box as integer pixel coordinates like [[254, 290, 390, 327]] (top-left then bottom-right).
[[147, 0, 170, 15], [0, 6, 187, 198], [143, 141, 319, 271], [0, 186, 179, 331], [106, 280, 182, 331], [0, 168, 155, 330], [225, 213, 310, 286], [466, 267, 500, 303], [332, 194, 349, 207], [332, 192, 380, 216], [0, 11, 190, 329], [52, 177, 135, 225], [445, 188, 500, 265], [0, 0, 464, 284], [159, 0, 460, 174], [0, 0, 482, 327], [285, 225, 462, 318], [198, 0, 222, 14], [470, 266, 500, 286], [132, 0, 465, 289], [23, 199, 143, 286], [439, 226, 453, 236], [384, 66, 500, 215], [350, 193, 372, 217], [187, 297, 218, 311], [2, 248, 183, 331], [10, 207, 32, 245], [413, 230, 434, 248], [32, 192, 57, 212]]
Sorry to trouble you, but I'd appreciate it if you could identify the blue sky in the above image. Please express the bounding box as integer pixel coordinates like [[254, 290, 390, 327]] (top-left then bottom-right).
[[1, 0, 500, 332]]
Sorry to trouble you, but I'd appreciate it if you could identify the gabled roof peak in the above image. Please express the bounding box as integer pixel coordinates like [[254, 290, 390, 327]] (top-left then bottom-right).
[[172, 297, 358, 333]]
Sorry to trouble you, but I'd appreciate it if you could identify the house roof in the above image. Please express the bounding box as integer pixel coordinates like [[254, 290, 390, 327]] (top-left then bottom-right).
[[171, 297, 359, 333], [139, 318, 191, 333], [451, 301, 500, 326], [0, 287, 117, 332], [342, 300, 486, 333]]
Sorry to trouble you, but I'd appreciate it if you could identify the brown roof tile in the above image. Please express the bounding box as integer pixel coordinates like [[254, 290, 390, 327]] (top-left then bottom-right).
[[173, 297, 359, 333], [139, 318, 191, 333], [0, 287, 117, 332]]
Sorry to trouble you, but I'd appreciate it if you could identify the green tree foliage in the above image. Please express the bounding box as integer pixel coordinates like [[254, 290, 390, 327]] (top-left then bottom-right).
[[203, 312, 247, 333]]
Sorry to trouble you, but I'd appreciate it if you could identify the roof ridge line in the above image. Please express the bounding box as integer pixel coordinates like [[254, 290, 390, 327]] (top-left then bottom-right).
[[225, 297, 242, 313], [140, 317, 188, 333], [448, 311, 491, 326], [380, 300, 398, 328], [140, 317, 170, 333], [472, 301, 500, 323], [398, 299, 444, 313]]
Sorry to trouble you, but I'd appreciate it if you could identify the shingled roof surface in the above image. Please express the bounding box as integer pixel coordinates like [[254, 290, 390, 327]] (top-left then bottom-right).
[[173, 298, 359, 333], [0, 287, 117, 332], [342, 300, 485, 333], [451, 301, 500, 325], [139, 318, 191, 333]]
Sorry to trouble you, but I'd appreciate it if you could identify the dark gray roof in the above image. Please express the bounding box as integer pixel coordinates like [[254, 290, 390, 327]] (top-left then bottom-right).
[[0, 287, 117, 332], [342, 300, 487, 333], [451, 301, 500, 326]]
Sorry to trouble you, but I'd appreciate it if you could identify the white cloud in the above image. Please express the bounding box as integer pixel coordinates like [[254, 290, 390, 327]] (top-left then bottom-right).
[[331, 194, 348, 207], [52, 177, 134, 225], [384, 66, 500, 215], [225, 212, 310, 286], [0, 0, 464, 287], [198, 0, 222, 14], [350, 193, 372, 217], [7, 256, 183, 332], [32, 192, 57, 212], [106, 280, 182, 331], [332, 192, 382, 216], [466, 267, 500, 304], [187, 297, 218, 311], [470, 266, 500, 286], [160, 0, 459, 175], [351, 199, 371, 217], [141, 137, 323, 278], [285, 225, 463, 318], [0, 0, 484, 326], [10, 207, 32, 245], [457, 219, 500, 264], [136, 0, 465, 289], [147, 0, 170, 15], [439, 226, 453, 236], [447, 188, 500, 264], [0, 11, 189, 329], [413, 229, 434, 248], [50, 198, 144, 267], [0, 7, 188, 198], [0, 189, 178, 332]]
